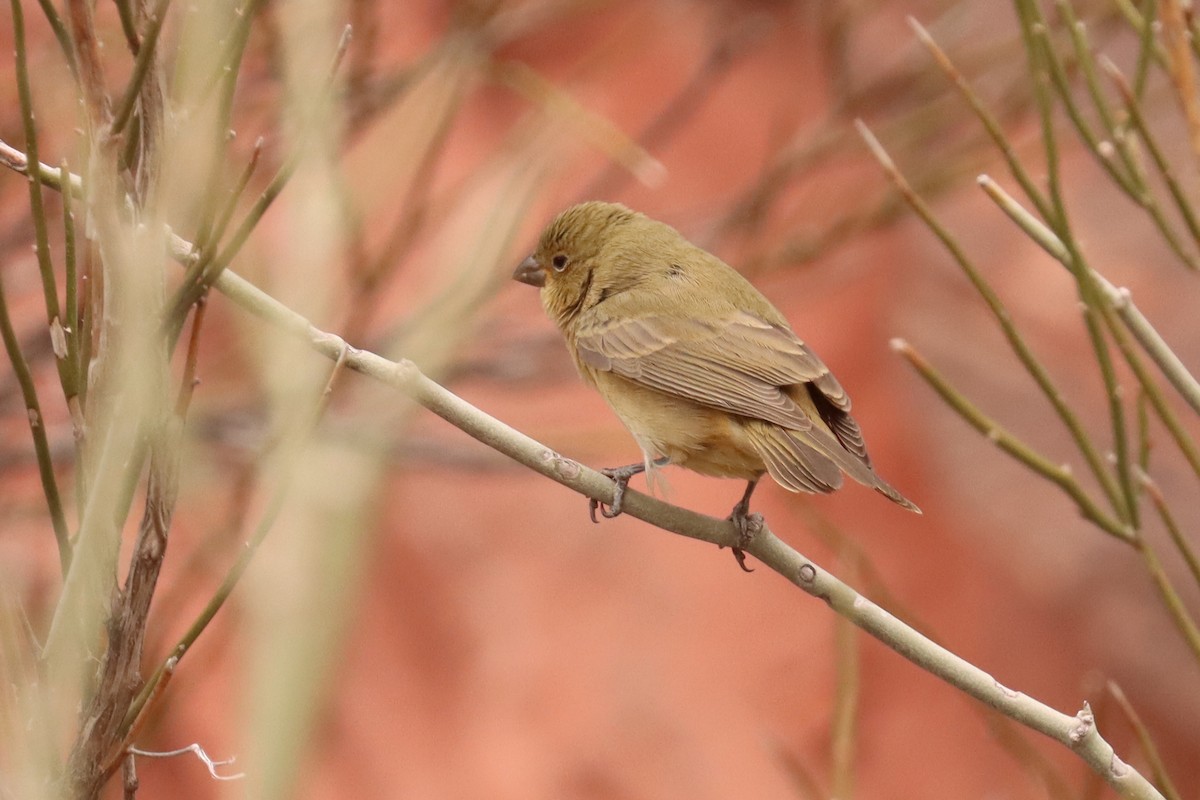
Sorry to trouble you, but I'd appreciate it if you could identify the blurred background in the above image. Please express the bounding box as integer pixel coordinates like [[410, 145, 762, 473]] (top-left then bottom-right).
[[1, 0, 1198, 798]]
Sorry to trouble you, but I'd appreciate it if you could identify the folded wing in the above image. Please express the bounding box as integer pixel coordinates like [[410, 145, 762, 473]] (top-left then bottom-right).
[[574, 307, 866, 459]]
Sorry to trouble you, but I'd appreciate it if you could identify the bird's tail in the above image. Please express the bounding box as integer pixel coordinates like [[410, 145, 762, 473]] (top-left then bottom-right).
[[744, 421, 921, 514], [869, 474, 922, 514]]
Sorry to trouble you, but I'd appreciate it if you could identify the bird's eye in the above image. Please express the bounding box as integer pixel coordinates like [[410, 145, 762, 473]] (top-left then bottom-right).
[[552, 254, 569, 271]]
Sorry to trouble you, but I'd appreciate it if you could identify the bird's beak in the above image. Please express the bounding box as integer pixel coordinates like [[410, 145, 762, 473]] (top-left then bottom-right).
[[512, 255, 545, 288]]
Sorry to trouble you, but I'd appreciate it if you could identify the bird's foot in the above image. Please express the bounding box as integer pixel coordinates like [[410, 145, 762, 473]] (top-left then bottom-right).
[[589, 463, 647, 522], [725, 500, 763, 573]]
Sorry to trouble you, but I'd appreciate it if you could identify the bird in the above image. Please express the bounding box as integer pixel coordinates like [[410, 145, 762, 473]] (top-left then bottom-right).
[[513, 201, 919, 568]]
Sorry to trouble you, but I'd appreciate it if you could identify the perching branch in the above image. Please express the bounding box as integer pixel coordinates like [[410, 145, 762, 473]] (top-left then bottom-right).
[[0, 137, 1168, 800], [203, 250, 1161, 800]]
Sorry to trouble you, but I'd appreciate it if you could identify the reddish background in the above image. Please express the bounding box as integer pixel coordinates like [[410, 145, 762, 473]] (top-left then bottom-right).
[[1, 2, 1198, 798]]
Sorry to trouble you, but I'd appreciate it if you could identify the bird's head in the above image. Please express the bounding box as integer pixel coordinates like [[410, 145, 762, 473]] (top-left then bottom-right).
[[513, 201, 642, 328]]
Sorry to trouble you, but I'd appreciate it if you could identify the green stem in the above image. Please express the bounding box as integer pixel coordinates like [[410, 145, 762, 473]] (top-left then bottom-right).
[[62, 159, 77, 376], [895, 339, 1130, 542], [32, 0, 78, 77], [109, 0, 173, 136], [1053, 1, 1198, 269], [1107, 682, 1183, 800], [112, 0, 140, 53], [1139, 470, 1200, 593], [12, 0, 69, 375], [1060, 241, 1138, 526], [164, 27, 350, 331], [0, 269, 70, 575], [981, 172, 1200, 483], [167, 139, 264, 343], [123, 347, 347, 732], [163, 145, 300, 334], [1131, 530, 1200, 665], [1103, 56, 1200, 259], [909, 15, 1053, 221], [859, 120, 1127, 521]]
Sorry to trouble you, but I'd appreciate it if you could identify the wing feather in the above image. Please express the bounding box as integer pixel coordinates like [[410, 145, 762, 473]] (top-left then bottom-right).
[[575, 309, 846, 432]]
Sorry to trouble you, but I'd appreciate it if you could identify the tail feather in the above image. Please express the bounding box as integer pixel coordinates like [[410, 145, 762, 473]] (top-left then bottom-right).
[[804, 384, 870, 465], [743, 422, 841, 495], [745, 417, 922, 514]]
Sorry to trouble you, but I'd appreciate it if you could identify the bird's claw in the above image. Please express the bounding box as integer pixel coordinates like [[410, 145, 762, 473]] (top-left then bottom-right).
[[587, 496, 624, 523], [726, 504, 763, 573], [590, 465, 638, 523]]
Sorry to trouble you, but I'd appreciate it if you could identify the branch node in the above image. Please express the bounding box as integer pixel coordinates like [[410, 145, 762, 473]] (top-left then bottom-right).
[[390, 357, 419, 387], [541, 450, 581, 479], [1069, 702, 1096, 743]]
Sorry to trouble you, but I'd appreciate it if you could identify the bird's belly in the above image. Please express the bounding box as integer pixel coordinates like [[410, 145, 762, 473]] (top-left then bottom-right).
[[591, 373, 766, 481]]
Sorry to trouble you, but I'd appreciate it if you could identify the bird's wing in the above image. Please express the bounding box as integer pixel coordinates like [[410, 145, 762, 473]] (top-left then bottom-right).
[[574, 307, 850, 433]]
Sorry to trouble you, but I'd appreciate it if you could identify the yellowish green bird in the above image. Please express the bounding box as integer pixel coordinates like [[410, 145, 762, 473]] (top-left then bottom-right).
[[514, 201, 919, 567]]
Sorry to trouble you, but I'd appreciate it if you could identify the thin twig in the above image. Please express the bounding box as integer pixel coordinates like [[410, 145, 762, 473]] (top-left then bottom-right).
[[908, 15, 1053, 222], [165, 138, 264, 344], [32, 0, 78, 77], [193, 0, 267, 109], [1102, 57, 1200, 261], [1026, 13, 1139, 530], [113, 0, 140, 53], [583, 15, 765, 199], [123, 347, 350, 731], [7, 1, 72, 572], [798, 504, 1071, 800], [978, 175, 1200, 481], [98, 656, 177, 787], [1107, 308, 1200, 484], [110, 0, 174, 136], [1159, 0, 1200, 163], [1128, 526, 1200, 664], [191, 137, 265, 269], [774, 745, 826, 800], [60, 157, 84, 444], [857, 119, 1127, 520], [127, 743, 243, 781], [1138, 470, 1200, 591], [1052, 2, 1200, 270], [1100, 284, 1200, 415], [493, 60, 665, 187], [12, 0, 76, 402], [64, 0, 112, 126], [0, 261, 70, 574], [1106, 681, 1183, 800], [892, 339, 1130, 541], [163, 27, 350, 326], [1111, 0, 1169, 84]]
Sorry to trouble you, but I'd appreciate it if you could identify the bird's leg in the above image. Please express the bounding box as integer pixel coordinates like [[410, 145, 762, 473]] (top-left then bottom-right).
[[589, 457, 669, 522], [726, 479, 763, 573]]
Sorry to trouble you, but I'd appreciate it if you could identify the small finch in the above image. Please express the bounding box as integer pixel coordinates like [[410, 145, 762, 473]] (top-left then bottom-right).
[[514, 202, 918, 566]]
